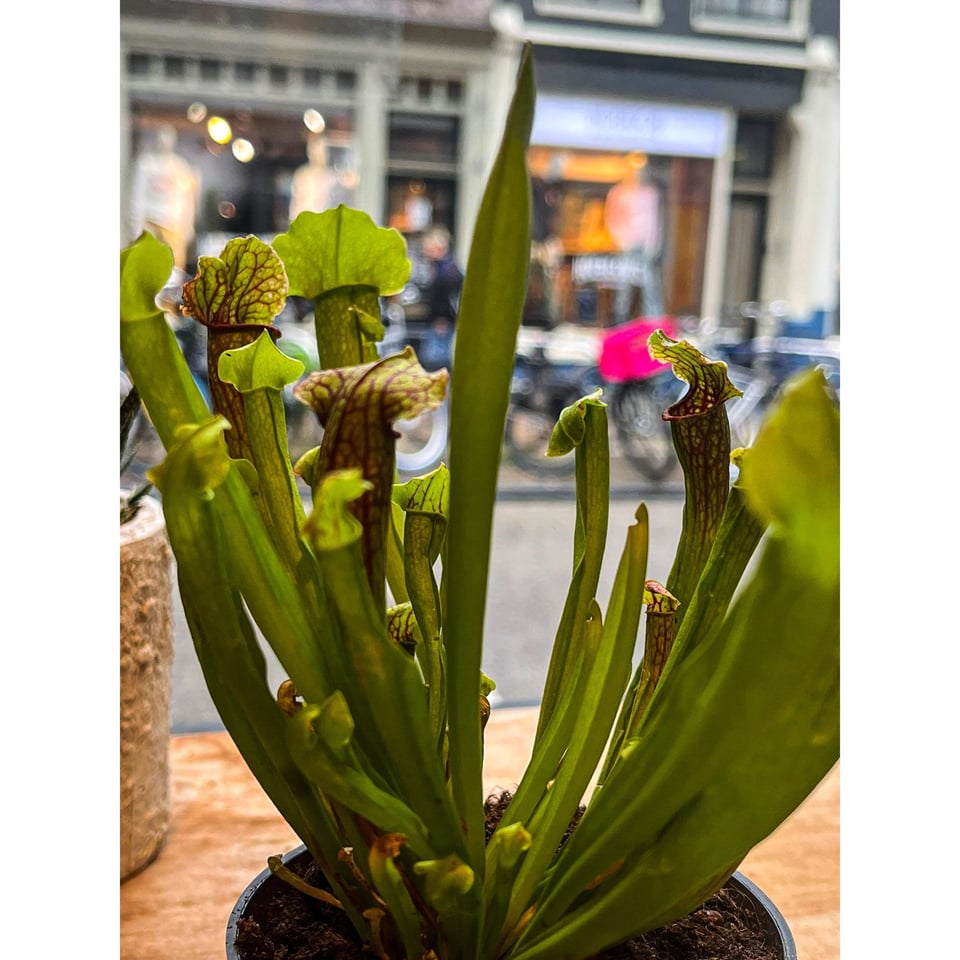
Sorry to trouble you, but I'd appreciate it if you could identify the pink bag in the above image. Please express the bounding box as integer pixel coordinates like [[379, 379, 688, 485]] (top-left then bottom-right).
[[598, 316, 678, 383]]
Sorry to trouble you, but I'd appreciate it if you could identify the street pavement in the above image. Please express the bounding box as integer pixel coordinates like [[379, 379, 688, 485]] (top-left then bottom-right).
[[167, 464, 685, 733]]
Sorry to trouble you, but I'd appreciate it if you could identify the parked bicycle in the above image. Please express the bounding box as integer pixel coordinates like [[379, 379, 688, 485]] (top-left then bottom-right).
[[596, 315, 689, 483], [505, 319, 688, 484], [700, 303, 841, 454], [505, 326, 602, 478]]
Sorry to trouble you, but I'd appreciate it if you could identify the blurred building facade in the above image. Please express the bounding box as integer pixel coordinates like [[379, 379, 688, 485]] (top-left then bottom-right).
[[120, 0, 839, 335]]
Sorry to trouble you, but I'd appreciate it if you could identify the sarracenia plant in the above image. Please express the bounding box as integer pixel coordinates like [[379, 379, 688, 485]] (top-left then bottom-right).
[[120, 47, 838, 960]]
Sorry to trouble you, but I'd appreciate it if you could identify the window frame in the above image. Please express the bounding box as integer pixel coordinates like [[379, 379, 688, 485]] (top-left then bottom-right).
[[690, 0, 810, 42], [532, 0, 665, 28]]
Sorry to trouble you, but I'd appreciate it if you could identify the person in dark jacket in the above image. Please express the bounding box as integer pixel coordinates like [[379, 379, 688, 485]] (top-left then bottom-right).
[[418, 225, 463, 371]]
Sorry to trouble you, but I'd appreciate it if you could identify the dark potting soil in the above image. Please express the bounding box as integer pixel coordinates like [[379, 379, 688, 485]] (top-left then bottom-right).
[[234, 792, 777, 960]]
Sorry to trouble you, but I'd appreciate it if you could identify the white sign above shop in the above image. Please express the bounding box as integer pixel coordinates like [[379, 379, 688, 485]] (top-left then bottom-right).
[[530, 95, 729, 158]]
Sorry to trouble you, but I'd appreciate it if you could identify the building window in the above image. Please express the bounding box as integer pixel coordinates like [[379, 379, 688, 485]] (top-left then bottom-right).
[[163, 56, 186, 80], [532, 1, 664, 28], [388, 113, 460, 168], [234, 61, 257, 84], [733, 117, 776, 180], [691, 0, 809, 40], [128, 52, 152, 76]]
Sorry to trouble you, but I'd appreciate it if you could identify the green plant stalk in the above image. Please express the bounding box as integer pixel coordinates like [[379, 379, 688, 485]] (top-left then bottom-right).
[[295, 350, 448, 614], [368, 835, 428, 959], [480, 824, 533, 959], [444, 45, 535, 884], [312, 284, 383, 368], [392, 467, 450, 746], [273, 207, 410, 371], [535, 393, 609, 744], [386, 501, 410, 604], [217, 333, 308, 577], [479, 624, 592, 959], [648, 333, 743, 626], [120, 241, 211, 439], [179, 234, 290, 465], [122, 303, 341, 722], [482, 406, 626, 954], [287, 697, 435, 858], [306, 514, 468, 862], [205, 323, 283, 462], [492, 394, 610, 835], [598, 581, 680, 785], [665, 405, 731, 622], [639, 481, 766, 737], [153, 424, 368, 936], [403, 512, 446, 743], [495, 511, 648, 951], [509, 372, 839, 959], [510, 543, 839, 959], [622, 586, 678, 738]]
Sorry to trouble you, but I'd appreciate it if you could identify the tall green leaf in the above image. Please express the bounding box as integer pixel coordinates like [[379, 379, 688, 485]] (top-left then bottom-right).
[[535, 391, 609, 742], [444, 43, 536, 879]]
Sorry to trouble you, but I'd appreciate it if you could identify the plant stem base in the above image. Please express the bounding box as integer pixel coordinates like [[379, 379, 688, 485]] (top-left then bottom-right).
[[228, 845, 791, 960]]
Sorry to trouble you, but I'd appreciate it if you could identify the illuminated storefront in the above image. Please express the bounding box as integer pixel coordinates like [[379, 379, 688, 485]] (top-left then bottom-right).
[[126, 98, 359, 268], [120, 1, 497, 273], [525, 94, 730, 327], [120, 0, 839, 336], [492, 0, 840, 335]]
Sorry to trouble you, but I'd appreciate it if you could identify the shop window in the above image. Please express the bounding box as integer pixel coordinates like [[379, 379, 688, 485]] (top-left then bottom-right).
[[533, 1, 664, 27], [127, 103, 357, 267], [386, 178, 456, 236], [691, 0, 809, 40], [527, 146, 712, 326]]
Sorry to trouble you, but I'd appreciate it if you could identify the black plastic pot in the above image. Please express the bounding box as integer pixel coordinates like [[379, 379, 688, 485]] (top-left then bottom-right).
[[228, 844, 798, 960]]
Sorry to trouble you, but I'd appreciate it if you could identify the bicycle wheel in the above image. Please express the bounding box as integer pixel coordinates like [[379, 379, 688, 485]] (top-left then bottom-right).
[[504, 404, 576, 478], [395, 396, 449, 476], [611, 380, 677, 482]]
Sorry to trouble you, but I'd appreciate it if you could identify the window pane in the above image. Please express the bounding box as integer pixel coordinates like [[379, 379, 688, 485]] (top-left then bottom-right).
[[700, 0, 792, 22]]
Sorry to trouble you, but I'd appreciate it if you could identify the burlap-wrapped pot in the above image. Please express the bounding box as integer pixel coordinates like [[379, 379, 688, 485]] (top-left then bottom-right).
[[120, 493, 174, 881]]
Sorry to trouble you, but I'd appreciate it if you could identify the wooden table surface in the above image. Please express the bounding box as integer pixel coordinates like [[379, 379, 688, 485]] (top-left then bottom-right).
[[120, 706, 839, 960]]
